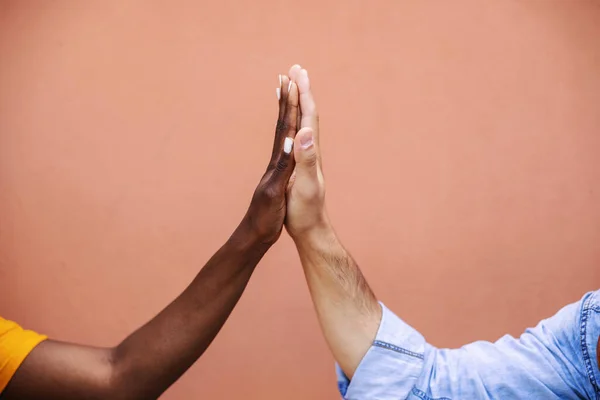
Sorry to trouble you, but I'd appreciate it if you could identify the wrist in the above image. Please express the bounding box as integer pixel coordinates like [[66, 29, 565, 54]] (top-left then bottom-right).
[[292, 217, 337, 250], [230, 220, 274, 254]]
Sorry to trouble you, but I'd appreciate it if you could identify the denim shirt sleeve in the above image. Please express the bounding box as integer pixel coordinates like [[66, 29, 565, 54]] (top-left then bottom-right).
[[336, 302, 428, 399], [336, 291, 600, 400]]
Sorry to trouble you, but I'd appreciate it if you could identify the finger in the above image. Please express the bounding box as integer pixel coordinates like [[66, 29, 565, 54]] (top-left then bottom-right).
[[276, 73, 282, 102], [288, 64, 303, 129], [272, 74, 290, 162], [288, 64, 302, 84], [293, 127, 318, 181], [284, 80, 299, 143], [269, 81, 299, 186], [277, 75, 290, 121], [296, 69, 321, 164]]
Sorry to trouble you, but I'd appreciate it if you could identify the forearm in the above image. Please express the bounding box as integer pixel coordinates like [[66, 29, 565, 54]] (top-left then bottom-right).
[[294, 222, 381, 379], [0, 224, 267, 400], [111, 222, 269, 399]]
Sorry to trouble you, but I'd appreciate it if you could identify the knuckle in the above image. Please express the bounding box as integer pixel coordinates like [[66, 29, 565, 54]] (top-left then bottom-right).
[[275, 158, 289, 172], [263, 184, 282, 200], [304, 154, 318, 168], [255, 178, 282, 202]]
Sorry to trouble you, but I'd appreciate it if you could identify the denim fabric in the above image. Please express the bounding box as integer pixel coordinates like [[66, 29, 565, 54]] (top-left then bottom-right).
[[337, 291, 600, 399]]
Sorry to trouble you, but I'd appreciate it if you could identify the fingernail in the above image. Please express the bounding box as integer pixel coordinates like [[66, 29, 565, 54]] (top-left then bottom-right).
[[300, 131, 314, 149], [276, 88, 281, 100], [288, 80, 293, 92], [283, 137, 294, 154], [278, 74, 282, 88]]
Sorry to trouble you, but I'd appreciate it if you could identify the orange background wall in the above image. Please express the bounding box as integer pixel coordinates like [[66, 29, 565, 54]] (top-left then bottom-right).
[[1, 1, 599, 398]]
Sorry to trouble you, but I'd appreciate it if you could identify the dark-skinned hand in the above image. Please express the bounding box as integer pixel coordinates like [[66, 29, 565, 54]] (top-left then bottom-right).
[[240, 75, 299, 245]]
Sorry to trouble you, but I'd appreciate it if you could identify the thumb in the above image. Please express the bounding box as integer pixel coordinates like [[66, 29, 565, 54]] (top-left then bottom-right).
[[293, 128, 318, 179]]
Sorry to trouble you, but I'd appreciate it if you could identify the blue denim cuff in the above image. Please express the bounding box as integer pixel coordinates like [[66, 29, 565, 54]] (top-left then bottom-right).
[[336, 302, 426, 400], [581, 291, 600, 397]]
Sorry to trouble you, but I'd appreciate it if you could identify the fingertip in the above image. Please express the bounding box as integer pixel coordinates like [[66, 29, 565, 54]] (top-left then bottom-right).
[[281, 75, 290, 93], [294, 128, 318, 171], [297, 69, 310, 94], [295, 127, 314, 149], [289, 64, 302, 79]]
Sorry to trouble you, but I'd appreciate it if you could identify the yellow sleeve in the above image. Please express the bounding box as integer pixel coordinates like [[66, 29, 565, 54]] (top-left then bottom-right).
[[0, 317, 47, 394]]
